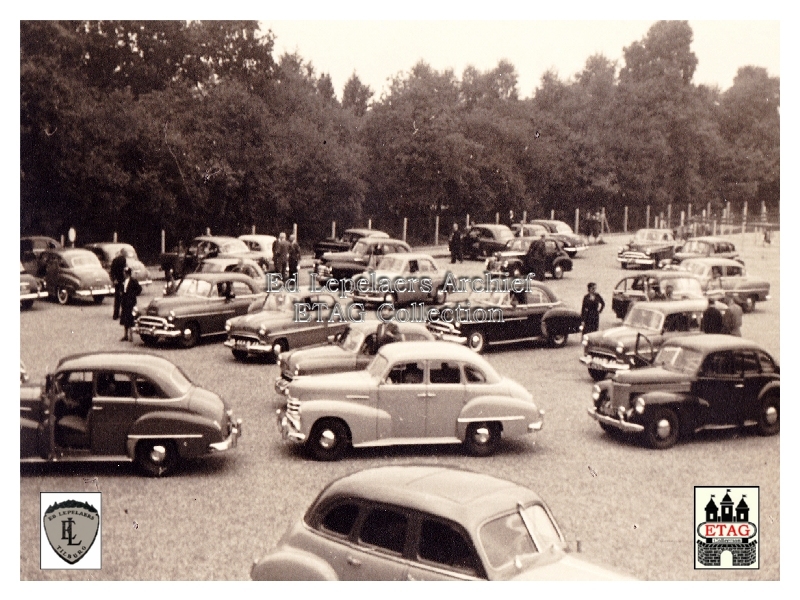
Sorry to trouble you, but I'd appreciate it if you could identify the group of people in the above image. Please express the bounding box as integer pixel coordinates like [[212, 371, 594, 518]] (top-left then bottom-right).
[[110, 248, 142, 341], [272, 232, 301, 281]]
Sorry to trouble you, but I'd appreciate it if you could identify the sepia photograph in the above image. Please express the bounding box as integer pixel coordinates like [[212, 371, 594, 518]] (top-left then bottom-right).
[[17, 4, 787, 588]]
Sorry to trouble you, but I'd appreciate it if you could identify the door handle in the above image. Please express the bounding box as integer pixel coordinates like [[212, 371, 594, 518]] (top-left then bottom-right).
[[346, 556, 362, 567], [735, 384, 744, 388], [417, 393, 428, 398], [92, 406, 103, 410]]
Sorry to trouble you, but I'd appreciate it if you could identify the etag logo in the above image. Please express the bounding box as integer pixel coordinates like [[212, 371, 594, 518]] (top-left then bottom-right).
[[694, 487, 758, 569]]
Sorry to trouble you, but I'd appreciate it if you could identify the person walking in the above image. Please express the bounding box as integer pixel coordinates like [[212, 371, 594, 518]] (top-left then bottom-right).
[[721, 295, 743, 336], [702, 297, 724, 334], [449, 223, 463, 263], [119, 267, 142, 342], [581, 282, 605, 334], [110, 248, 128, 320], [288, 234, 301, 281]]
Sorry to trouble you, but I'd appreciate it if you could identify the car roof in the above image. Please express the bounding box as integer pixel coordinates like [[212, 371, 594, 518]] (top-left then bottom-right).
[[44, 248, 98, 258], [663, 334, 767, 354], [687, 236, 732, 243], [471, 223, 513, 231], [346, 228, 389, 237], [84, 242, 136, 252], [377, 340, 486, 362], [349, 320, 432, 337], [239, 234, 275, 240], [382, 252, 435, 261], [627, 270, 700, 280], [630, 299, 710, 313], [22, 235, 61, 244], [192, 235, 242, 243], [200, 257, 260, 266], [357, 237, 409, 246], [317, 465, 540, 527], [182, 272, 260, 285], [681, 257, 744, 267], [56, 351, 179, 376]]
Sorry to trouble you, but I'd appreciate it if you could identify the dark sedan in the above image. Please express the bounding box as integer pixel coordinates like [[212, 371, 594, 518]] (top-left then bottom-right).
[[610, 270, 708, 319], [462, 224, 515, 259], [527, 220, 588, 258], [486, 236, 573, 280], [84, 242, 153, 286], [39, 248, 114, 305]]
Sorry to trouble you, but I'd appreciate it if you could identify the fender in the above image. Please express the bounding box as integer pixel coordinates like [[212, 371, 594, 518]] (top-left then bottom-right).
[[458, 395, 540, 439], [542, 307, 582, 334], [552, 255, 573, 272], [251, 547, 338, 581], [297, 399, 386, 446], [638, 390, 690, 406], [757, 381, 780, 401], [127, 411, 221, 459]]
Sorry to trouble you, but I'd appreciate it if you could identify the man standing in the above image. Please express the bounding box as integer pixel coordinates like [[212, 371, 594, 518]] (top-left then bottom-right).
[[110, 248, 128, 320], [581, 282, 605, 334], [273, 232, 290, 281], [449, 223, 463, 263], [702, 297, 724, 334], [288, 234, 301, 281], [528, 234, 547, 281], [119, 267, 142, 342], [721, 295, 743, 336]]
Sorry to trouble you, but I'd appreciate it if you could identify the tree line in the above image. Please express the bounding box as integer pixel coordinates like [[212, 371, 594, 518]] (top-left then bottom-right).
[[20, 20, 779, 260]]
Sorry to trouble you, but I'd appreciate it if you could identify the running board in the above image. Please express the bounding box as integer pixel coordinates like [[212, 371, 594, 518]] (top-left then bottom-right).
[[694, 420, 757, 433], [21, 455, 133, 463]]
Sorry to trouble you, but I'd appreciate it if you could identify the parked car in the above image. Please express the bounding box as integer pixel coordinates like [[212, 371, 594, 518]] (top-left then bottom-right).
[[238, 234, 276, 271], [672, 236, 740, 264], [160, 235, 262, 279], [251, 465, 630, 580], [462, 224, 515, 259], [276, 341, 544, 460], [20, 263, 47, 309], [224, 288, 349, 361], [610, 270, 708, 319], [20, 352, 241, 476], [527, 220, 588, 258], [617, 229, 678, 269], [313, 228, 390, 259], [352, 253, 449, 306], [275, 321, 434, 394], [511, 222, 549, 238], [428, 282, 582, 352], [588, 335, 779, 449], [21, 236, 61, 275], [313, 237, 411, 284], [579, 298, 725, 381], [196, 257, 267, 290], [485, 236, 573, 280], [84, 242, 153, 286], [38, 248, 114, 305], [680, 257, 769, 312], [133, 272, 263, 348]]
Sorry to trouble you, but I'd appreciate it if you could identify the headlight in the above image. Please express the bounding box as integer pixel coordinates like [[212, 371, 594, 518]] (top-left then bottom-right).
[[293, 365, 300, 376], [225, 321, 231, 332], [591, 385, 601, 401], [645, 248, 652, 255], [634, 396, 646, 414], [168, 310, 175, 322], [501, 260, 508, 268], [616, 342, 625, 354], [259, 325, 267, 336]]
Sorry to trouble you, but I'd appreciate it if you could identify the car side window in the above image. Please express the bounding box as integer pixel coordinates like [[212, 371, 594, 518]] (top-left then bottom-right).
[[359, 507, 408, 556], [703, 351, 736, 376], [96, 372, 133, 398], [134, 376, 166, 399], [526, 289, 549, 305], [663, 313, 690, 332], [429, 361, 462, 384], [757, 352, 777, 373], [417, 518, 479, 575], [387, 362, 424, 385], [464, 365, 488, 383], [320, 502, 360, 538], [736, 351, 761, 375]]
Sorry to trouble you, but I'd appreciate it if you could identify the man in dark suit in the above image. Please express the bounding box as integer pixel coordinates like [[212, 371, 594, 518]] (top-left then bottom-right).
[[110, 248, 128, 320]]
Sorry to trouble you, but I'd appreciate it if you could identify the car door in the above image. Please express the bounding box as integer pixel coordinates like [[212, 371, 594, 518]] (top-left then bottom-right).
[[612, 277, 641, 318], [693, 351, 744, 426], [377, 360, 428, 440], [521, 288, 552, 338], [405, 516, 484, 581], [738, 350, 774, 422], [425, 360, 466, 438], [306, 293, 347, 345], [91, 371, 142, 456], [346, 504, 411, 580]]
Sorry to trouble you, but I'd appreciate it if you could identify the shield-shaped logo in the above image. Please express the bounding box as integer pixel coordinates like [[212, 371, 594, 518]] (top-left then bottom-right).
[[42, 499, 100, 565]]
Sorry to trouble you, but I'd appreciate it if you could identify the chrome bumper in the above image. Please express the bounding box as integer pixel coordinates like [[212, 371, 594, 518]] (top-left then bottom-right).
[[223, 338, 273, 355], [587, 407, 644, 433], [20, 291, 48, 301], [74, 286, 114, 297], [133, 323, 183, 339], [274, 376, 290, 395], [208, 419, 242, 452], [617, 255, 655, 266], [276, 408, 305, 444], [579, 354, 631, 373]]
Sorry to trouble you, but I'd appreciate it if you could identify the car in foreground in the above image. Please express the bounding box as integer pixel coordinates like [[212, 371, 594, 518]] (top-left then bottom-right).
[[427, 282, 582, 352], [313, 237, 411, 284], [672, 236, 740, 264], [20, 352, 241, 476], [527, 220, 588, 258], [588, 335, 779, 449], [20, 263, 46, 309], [617, 229, 678, 269], [225, 288, 348, 361], [251, 465, 630, 580], [38, 248, 114, 305], [610, 270, 708, 319], [313, 228, 390, 259], [275, 321, 434, 394], [579, 299, 724, 381], [276, 341, 544, 460], [84, 242, 153, 286], [238, 234, 276, 270], [462, 224, 515, 259], [352, 253, 449, 306], [485, 236, 573, 280], [680, 257, 770, 313], [134, 273, 263, 348]]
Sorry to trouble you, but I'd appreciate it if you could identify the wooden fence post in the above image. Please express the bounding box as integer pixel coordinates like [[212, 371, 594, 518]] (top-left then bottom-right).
[[623, 206, 628, 233], [161, 230, 165, 254], [332, 221, 336, 238], [574, 208, 580, 235], [434, 215, 439, 246], [402, 218, 407, 242]]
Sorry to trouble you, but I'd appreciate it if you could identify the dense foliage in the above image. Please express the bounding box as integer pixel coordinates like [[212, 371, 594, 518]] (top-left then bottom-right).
[[21, 21, 779, 257]]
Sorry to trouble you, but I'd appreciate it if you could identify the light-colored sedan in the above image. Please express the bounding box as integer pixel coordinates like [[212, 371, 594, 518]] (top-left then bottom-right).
[[680, 257, 770, 312], [276, 341, 544, 460], [238, 234, 276, 271], [352, 252, 449, 306]]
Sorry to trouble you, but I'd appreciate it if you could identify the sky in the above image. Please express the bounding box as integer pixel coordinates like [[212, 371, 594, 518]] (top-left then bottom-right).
[[263, 20, 780, 100]]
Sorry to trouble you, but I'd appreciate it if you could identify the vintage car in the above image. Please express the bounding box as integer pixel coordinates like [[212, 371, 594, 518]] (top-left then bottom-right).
[[427, 282, 582, 352], [610, 270, 708, 319], [21, 235, 61, 274], [313, 237, 411, 284], [251, 465, 630, 580], [20, 263, 47, 309], [238, 234, 276, 270], [352, 253, 449, 306], [587, 335, 779, 449], [485, 236, 573, 280], [20, 352, 241, 476], [224, 288, 349, 361], [275, 321, 434, 394], [84, 242, 153, 286], [276, 341, 544, 460], [527, 220, 588, 258], [134, 273, 263, 348], [313, 228, 390, 259], [672, 236, 740, 264], [38, 248, 114, 305], [196, 257, 267, 290], [160, 235, 263, 279], [617, 228, 678, 269], [511, 222, 549, 238], [680, 257, 769, 312], [462, 224, 515, 259], [579, 298, 726, 381]]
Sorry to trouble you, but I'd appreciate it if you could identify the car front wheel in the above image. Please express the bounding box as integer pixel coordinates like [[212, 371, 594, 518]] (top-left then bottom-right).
[[465, 330, 486, 353], [548, 332, 568, 348], [552, 265, 564, 279], [588, 368, 607, 382], [757, 392, 779, 436], [644, 407, 679, 450], [742, 295, 757, 313], [464, 422, 500, 457], [93, 295, 105, 305], [179, 322, 200, 348], [56, 287, 70, 305], [307, 418, 351, 461], [135, 440, 178, 477]]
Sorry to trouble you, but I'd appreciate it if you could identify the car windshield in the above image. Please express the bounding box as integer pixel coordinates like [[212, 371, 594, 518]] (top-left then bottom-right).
[[262, 292, 301, 313], [351, 240, 370, 254], [664, 277, 703, 296], [376, 257, 405, 272], [366, 354, 388, 379], [174, 278, 213, 297], [495, 228, 514, 241], [196, 262, 222, 273], [682, 262, 707, 277], [653, 346, 704, 374], [339, 328, 365, 353], [552, 221, 574, 234], [70, 254, 102, 268], [219, 239, 250, 253], [479, 504, 563, 570], [636, 230, 669, 242], [507, 239, 531, 252], [681, 240, 708, 253], [624, 306, 664, 331]]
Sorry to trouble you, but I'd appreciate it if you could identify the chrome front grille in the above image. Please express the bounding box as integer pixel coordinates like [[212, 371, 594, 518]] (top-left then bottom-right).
[[286, 398, 301, 418], [137, 316, 169, 328]]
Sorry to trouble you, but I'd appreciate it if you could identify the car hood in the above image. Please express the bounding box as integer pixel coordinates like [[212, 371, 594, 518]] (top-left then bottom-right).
[[289, 369, 374, 398], [510, 550, 633, 581], [586, 326, 652, 351], [320, 250, 365, 264], [146, 295, 212, 314], [228, 310, 294, 331], [282, 345, 355, 375], [187, 386, 227, 422], [613, 366, 692, 387]]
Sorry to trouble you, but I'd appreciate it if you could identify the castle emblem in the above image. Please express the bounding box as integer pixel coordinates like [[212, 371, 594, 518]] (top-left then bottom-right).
[[695, 487, 759, 569]]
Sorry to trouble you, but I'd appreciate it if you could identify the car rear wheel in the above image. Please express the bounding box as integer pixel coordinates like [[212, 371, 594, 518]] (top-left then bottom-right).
[[588, 368, 607, 382], [56, 287, 70, 305], [135, 440, 178, 477], [464, 422, 500, 457], [552, 265, 564, 279], [307, 418, 351, 461], [548, 332, 568, 348], [179, 322, 200, 349], [93, 295, 105, 305], [644, 407, 679, 450], [742, 295, 756, 313], [757, 392, 779, 436], [465, 330, 486, 353]]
